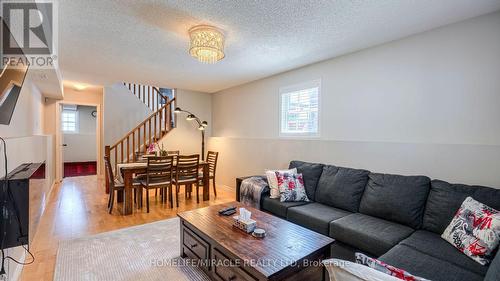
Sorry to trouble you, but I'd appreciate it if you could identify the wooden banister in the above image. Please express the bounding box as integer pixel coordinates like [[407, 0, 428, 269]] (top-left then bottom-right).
[[123, 82, 168, 112], [105, 97, 177, 192]]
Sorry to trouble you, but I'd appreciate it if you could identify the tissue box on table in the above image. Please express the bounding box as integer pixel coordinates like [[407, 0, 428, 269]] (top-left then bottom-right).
[[232, 216, 256, 233]]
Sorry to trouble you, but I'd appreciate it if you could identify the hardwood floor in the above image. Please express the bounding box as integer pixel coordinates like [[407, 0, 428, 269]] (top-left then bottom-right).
[[20, 175, 235, 281]]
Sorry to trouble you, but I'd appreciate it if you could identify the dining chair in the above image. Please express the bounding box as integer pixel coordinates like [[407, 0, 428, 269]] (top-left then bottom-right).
[[135, 151, 145, 162], [199, 151, 219, 197], [104, 156, 141, 214], [173, 154, 200, 207], [166, 150, 180, 161], [138, 156, 174, 212]]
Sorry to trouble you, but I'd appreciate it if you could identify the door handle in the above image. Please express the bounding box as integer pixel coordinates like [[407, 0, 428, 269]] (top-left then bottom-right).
[[62, 144, 68, 147]]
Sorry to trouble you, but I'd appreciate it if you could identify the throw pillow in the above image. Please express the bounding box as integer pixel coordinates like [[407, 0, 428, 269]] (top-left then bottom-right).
[[355, 253, 430, 281], [265, 168, 297, 198], [323, 258, 402, 281], [275, 172, 309, 202], [441, 196, 500, 265]]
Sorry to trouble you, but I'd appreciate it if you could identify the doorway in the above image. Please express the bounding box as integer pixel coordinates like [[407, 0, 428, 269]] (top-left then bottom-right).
[[59, 104, 98, 178]]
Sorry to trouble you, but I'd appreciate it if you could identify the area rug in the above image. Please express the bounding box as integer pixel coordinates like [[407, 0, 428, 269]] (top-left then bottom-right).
[[54, 218, 210, 281], [64, 161, 97, 177]]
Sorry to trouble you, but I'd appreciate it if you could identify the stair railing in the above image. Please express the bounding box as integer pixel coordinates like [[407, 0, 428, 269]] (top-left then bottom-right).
[[105, 97, 176, 193], [123, 82, 169, 112]]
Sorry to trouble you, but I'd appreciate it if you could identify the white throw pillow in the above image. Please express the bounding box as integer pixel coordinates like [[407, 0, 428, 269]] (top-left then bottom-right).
[[323, 259, 401, 281], [265, 168, 297, 198]]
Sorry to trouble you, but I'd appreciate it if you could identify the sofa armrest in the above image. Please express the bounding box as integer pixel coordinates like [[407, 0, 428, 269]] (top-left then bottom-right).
[[235, 175, 267, 202], [485, 250, 500, 281]]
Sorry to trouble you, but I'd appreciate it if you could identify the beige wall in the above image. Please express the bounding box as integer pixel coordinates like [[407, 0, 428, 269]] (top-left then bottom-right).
[[103, 83, 151, 146], [210, 12, 500, 188], [159, 89, 212, 155]]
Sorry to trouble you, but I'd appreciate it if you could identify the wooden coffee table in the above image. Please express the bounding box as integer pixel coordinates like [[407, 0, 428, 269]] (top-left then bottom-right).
[[178, 202, 334, 281]]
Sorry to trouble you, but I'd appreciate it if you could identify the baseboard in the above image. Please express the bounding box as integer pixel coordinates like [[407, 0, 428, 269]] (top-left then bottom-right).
[[44, 180, 58, 210], [7, 249, 25, 281]]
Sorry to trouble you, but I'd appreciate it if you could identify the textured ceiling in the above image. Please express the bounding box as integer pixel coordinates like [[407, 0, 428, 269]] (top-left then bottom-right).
[[59, 0, 500, 93]]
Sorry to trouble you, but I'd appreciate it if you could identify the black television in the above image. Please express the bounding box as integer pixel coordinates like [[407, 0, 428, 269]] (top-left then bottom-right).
[[0, 17, 29, 125]]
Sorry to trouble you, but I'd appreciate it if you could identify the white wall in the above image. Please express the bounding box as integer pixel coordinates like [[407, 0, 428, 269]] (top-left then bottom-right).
[[159, 89, 212, 155], [0, 80, 43, 138], [63, 105, 97, 162], [0, 70, 55, 281], [210, 12, 500, 188], [103, 83, 151, 146]]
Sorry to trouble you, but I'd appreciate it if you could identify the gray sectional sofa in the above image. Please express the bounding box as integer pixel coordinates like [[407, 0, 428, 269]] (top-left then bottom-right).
[[236, 160, 500, 281]]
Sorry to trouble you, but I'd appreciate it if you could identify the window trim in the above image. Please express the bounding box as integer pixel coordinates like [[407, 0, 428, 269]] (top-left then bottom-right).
[[279, 79, 321, 138], [61, 109, 79, 134]]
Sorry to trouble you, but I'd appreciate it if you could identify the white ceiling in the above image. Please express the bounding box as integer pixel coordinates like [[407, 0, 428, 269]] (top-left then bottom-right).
[[59, 0, 500, 93]]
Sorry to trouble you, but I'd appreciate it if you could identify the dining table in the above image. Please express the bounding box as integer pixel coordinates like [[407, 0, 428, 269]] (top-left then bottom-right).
[[116, 159, 210, 215]]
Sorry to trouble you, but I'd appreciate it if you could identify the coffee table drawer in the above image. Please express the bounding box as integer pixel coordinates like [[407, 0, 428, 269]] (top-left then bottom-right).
[[182, 226, 209, 262], [212, 248, 258, 281]]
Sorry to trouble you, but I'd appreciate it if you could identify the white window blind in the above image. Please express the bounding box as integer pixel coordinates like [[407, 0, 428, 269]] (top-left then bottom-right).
[[280, 80, 320, 136], [61, 110, 78, 133]]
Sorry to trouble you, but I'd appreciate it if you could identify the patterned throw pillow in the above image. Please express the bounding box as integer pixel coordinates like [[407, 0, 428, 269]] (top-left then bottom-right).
[[275, 172, 309, 202], [441, 196, 500, 265], [355, 253, 430, 281], [265, 168, 297, 198]]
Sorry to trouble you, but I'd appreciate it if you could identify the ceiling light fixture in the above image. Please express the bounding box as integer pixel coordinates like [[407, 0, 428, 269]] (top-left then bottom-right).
[[73, 83, 88, 91], [188, 25, 225, 64]]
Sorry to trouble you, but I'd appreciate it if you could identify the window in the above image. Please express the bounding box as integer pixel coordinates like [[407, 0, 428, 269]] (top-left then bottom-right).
[[61, 110, 78, 133], [280, 80, 320, 137]]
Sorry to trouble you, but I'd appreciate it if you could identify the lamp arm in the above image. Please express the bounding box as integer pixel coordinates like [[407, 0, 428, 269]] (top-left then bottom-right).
[[180, 110, 204, 126]]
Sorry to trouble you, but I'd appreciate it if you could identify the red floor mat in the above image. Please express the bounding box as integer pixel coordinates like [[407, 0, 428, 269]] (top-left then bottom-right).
[[64, 161, 97, 177]]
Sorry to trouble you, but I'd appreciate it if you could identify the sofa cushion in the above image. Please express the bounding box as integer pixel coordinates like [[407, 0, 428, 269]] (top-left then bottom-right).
[[287, 203, 351, 235], [400, 230, 489, 276], [288, 161, 324, 200], [359, 173, 430, 229], [379, 245, 484, 281], [330, 241, 365, 262], [315, 165, 370, 212], [261, 195, 309, 218], [329, 213, 414, 256], [423, 179, 500, 234], [485, 250, 500, 281]]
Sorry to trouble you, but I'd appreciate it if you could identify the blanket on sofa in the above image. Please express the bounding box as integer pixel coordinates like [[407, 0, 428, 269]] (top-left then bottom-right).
[[240, 176, 269, 209]]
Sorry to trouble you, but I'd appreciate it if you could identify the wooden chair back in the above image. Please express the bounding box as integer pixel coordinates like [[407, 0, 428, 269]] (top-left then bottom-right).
[[176, 154, 200, 181], [146, 156, 174, 185], [166, 150, 180, 156], [166, 150, 180, 161], [206, 151, 219, 176], [135, 151, 145, 162], [104, 156, 116, 189]]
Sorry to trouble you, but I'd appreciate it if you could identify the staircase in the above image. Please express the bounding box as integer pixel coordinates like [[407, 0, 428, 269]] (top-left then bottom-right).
[[123, 82, 168, 112], [104, 82, 176, 192]]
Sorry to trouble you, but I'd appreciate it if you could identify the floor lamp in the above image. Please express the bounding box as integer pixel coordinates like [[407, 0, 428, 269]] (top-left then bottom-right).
[[174, 107, 208, 160]]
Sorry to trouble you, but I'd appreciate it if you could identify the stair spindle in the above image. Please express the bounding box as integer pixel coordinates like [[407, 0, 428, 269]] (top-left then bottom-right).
[[159, 109, 163, 137], [126, 136, 130, 163], [132, 132, 135, 161], [148, 119, 152, 146], [154, 113, 157, 141], [114, 148, 118, 175], [143, 125, 146, 153], [120, 141, 124, 166]]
